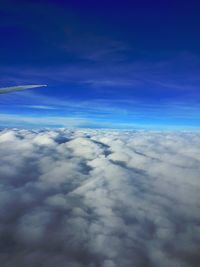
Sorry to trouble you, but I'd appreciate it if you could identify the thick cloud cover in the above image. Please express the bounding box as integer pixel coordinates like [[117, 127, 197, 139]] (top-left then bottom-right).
[[0, 129, 200, 267]]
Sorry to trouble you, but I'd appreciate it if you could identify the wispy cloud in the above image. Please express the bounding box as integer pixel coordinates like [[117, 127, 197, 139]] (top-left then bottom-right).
[[1, 89, 200, 128], [81, 79, 138, 88], [23, 105, 57, 110], [0, 114, 93, 128]]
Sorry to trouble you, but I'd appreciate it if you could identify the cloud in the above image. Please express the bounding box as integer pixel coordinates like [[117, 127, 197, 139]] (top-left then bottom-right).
[[81, 79, 137, 88], [0, 114, 97, 128], [24, 105, 57, 110], [0, 84, 47, 94], [0, 129, 200, 267]]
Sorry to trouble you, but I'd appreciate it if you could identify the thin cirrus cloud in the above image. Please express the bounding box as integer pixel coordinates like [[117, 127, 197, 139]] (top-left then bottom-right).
[[0, 129, 200, 267]]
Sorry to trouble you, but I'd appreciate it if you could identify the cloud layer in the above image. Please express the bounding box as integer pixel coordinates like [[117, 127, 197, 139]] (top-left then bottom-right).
[[0, 129, 200, 267]]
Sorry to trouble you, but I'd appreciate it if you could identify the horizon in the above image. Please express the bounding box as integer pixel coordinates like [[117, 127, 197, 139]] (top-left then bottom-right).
[[0, 2, 200, 266]]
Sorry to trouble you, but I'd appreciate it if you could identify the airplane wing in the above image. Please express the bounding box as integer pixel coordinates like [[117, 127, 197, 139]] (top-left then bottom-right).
[[0, 84, 47, 94]]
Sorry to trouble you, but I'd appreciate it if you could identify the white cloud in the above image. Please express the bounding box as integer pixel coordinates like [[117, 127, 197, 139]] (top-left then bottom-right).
[[0, 114, 94, 127], [0, 129, 200, 267]]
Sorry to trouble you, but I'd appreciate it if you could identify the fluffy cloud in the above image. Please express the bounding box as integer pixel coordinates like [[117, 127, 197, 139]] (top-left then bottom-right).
[[0, 129, 200, 267]]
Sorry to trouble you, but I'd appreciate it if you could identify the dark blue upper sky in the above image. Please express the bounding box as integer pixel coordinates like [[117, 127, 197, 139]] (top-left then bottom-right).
[[0, 0, 200, 128]]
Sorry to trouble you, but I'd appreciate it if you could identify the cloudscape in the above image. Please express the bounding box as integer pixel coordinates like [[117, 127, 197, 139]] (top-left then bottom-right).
[[0, 129, 200, 267], [0, 1, 200, 267]]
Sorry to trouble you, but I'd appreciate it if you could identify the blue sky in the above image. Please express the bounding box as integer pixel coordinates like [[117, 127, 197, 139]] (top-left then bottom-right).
[[0, 0, 200, 129]]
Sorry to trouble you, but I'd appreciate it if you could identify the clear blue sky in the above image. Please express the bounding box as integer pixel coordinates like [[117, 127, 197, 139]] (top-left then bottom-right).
[[0, 0, 200, 129]]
